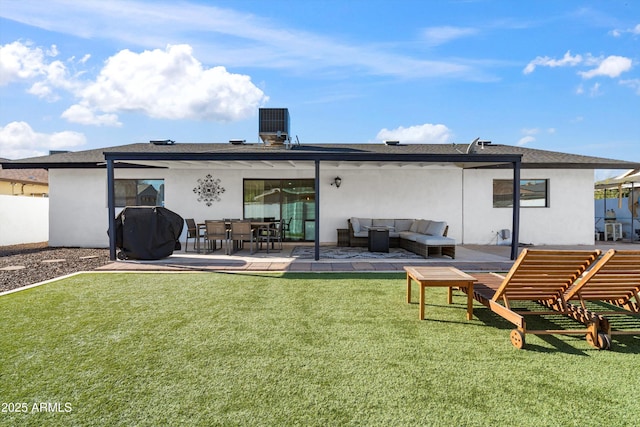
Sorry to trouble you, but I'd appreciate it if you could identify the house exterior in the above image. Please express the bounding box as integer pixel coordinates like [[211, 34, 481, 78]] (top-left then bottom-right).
[[2, 140, 638, 259]]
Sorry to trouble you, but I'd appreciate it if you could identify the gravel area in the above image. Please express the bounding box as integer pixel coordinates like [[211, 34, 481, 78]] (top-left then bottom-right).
[[0, 243, 112, 293]]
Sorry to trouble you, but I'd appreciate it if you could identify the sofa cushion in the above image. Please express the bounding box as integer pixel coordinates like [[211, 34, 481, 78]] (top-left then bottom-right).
[[417, 219, 432, 234], [351, 217, 372, 233], [373, 219, 395, 229], [414, 235, 455, 245], [359, 218, 372, 228], [426, 221, 447, 237], [350, 217, 361, 233], [409, 220, 420, 232], [399, 231, 420, 242], [394, 219, 414, 232], [354, 231, 368, 238]]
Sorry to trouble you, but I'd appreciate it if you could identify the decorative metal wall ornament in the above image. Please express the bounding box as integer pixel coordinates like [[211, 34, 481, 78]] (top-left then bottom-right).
[[193, 174, 226, 206]]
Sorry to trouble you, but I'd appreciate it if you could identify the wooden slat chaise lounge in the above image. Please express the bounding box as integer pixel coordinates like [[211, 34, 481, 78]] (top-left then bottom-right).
[[560, 249, 640, 349], [465, 249, 606, 349]]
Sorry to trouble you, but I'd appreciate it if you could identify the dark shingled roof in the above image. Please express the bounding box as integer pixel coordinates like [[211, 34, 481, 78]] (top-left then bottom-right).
[[1, 142, 638, 170]]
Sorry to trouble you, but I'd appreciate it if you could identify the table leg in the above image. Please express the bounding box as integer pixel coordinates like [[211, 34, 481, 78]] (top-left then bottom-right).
[[419, 283, 425, 320], [447, 287, 453, 305], [406, 274, 412, 303], [466, 282, 474, 320]]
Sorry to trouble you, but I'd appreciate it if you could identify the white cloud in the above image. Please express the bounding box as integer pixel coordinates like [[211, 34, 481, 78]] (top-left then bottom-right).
[[61, 104, 121, 126], [521, 128, 540, 136], [376, 123, 452, 144], [0, 40, 79, 100], [611, 23, 640, 37], [620, 78, 640, 95], [516, 136, 535, 146], [0, 41, 48, 85], [523, 51, 582, 74], [0, 0, 479, 80], [0, 121, 86, 159], [65, 44, 268, 125], [422, 26, 479, 46], [589, 82, 602, 97], [578, 55, 633, 79], [1, 41, 269, 125]]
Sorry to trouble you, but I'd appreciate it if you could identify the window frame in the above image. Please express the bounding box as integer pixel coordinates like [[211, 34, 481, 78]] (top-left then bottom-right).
[[114, 178, 164, 208], [493, 179, 549, 208]]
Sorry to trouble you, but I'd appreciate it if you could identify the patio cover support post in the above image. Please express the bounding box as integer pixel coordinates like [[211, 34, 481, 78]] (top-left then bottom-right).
[[315, 160, 320, 261], [107, 158, 117, 261], [511, 160, 521, 260]]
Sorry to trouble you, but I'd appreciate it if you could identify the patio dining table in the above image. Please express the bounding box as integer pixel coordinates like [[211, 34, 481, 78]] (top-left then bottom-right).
[[197, 220, 278, 253]]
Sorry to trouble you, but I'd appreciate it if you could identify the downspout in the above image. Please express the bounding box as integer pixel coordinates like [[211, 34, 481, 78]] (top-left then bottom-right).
[[107, 159, 117, 261], [315, 159, 320, 261], [511, 160, 521, 260]]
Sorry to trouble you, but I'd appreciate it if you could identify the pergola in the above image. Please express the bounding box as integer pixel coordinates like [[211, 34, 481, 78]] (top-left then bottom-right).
[[595, 169, 640, 236], [104, 149, 524, 261]]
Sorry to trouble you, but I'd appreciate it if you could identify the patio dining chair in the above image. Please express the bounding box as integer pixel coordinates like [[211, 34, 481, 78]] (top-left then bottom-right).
[[281, 217, 292, 241], [464, 248, 605, 349], [257, 221, 283, 253], [184, 218, 205, 252], [561, 249, 640, 348], [229, 221, 256, 254], [205, 220, 230, 255]]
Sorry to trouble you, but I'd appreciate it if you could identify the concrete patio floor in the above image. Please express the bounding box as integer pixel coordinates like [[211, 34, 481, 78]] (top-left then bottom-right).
[[97, 241, 640, 273]]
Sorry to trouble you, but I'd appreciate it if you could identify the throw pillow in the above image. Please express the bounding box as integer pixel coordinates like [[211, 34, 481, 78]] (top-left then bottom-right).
[[351, 217, 361, 233], [417, 219, 432, 234], [426, 221, 447, 236]]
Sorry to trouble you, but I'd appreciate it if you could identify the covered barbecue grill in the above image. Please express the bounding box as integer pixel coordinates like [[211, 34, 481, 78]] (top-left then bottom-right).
[[112, 206, 184, 260]]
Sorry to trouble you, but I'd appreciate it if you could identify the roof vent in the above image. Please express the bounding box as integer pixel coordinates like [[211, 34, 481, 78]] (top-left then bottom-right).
[[229, 139, 246, 145], [384, 140, 400, 146], [150, 139, 175, 145]]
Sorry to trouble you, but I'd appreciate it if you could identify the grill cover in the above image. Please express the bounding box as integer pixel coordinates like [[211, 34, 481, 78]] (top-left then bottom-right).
[[113, 206, 184, 260]]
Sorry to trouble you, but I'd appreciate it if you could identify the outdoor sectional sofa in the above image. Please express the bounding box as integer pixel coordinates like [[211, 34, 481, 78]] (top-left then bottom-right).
[[347, 217, 456, 259]]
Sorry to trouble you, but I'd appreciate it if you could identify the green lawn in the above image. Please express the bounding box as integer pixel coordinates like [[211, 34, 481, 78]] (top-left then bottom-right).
[[1, 272, 638, 426]]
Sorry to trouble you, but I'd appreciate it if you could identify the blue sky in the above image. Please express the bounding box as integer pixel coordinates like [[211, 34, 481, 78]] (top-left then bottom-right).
[[0, 0, 638, 179]]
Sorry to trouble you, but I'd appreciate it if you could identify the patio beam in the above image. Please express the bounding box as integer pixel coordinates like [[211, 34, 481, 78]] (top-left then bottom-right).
[[315, 160, 320, 261], [105, 151, 523, 165], [511, 160, 521, 261], [107, 159, 117, 261]]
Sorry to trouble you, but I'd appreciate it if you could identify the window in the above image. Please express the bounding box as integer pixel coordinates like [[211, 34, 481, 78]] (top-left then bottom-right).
[[493, 179, 548, 208], [114, 179, 164, 207], [243, 179, 315, 241]]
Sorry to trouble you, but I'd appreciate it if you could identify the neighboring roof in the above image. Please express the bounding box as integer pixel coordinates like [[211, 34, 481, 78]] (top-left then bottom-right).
[[0, 160, 48, 184], [1, 142, 638, 170]]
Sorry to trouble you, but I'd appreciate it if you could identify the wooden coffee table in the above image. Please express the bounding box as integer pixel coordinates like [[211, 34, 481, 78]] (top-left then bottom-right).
[[404, 266, 477, 320]]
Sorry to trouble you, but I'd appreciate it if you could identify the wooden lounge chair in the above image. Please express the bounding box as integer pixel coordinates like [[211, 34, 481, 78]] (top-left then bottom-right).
[[466, 249, 604, 349], [561, 249, 640, 348]]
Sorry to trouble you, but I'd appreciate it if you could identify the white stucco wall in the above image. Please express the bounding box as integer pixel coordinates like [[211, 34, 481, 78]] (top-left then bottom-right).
[[48, 164, 596, 248], [462, 168, 595, 245], [0, 195, 49, 246]]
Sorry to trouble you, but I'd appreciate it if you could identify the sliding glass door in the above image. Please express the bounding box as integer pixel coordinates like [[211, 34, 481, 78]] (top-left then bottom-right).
[[243, 179, 315, 241]]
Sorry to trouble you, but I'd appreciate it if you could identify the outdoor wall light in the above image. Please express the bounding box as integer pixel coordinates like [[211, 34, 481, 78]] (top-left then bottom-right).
[[331, 176, 342, 188]]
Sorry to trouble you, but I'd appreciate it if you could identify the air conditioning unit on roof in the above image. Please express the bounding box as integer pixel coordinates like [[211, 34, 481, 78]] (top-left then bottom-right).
[[259, 108, 289, 146]]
